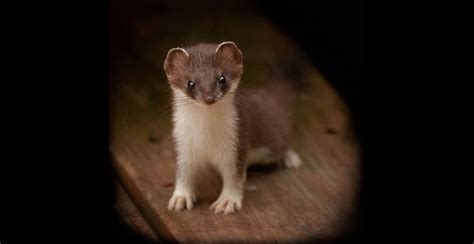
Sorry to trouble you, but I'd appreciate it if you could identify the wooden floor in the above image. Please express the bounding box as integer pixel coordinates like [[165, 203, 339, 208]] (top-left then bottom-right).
[[109, 0, 361, 241]]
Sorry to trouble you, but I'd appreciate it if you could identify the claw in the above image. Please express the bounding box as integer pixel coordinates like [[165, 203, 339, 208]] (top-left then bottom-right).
[[210, 196, 242, 214], [168, 193, 195, 212]]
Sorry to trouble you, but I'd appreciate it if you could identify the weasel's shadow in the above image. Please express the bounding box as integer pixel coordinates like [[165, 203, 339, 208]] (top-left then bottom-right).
[[246, 162, 281, 176]]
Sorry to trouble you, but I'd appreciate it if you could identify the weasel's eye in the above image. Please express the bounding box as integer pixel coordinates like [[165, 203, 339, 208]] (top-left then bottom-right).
[[187, 80, 195, 91], [218, 75, 227, 85]]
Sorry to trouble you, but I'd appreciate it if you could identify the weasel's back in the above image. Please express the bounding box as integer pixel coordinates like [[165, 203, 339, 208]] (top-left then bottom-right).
[[235, 88, 292, 155]]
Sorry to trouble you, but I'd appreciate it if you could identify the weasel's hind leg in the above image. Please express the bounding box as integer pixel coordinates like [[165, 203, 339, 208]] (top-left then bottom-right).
[[284, 149, 302, 169], [246, 146, 276, 166]]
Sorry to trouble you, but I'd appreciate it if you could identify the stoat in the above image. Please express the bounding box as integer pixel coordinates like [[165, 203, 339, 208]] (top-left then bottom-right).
[[163, 41, 302, 214]]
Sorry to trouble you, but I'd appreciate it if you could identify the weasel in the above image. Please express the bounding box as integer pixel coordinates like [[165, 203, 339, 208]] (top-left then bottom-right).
[[163, 41, 302, 214]]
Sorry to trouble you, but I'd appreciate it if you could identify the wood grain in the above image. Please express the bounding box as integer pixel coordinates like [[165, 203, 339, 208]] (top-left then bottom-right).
[[109, 0, 360, 241]]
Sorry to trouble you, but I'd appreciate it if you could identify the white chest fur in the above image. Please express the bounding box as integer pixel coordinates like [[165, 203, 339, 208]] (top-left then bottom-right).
[[171, 89, 239, 168]]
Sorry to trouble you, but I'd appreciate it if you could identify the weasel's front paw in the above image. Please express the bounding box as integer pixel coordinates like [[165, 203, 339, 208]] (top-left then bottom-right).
[[210, 193, 242, 214], [168, 192, 196, 212]]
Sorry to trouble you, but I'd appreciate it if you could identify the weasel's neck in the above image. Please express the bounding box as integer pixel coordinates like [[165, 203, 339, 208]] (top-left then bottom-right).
[[171, 89, 238, 126]]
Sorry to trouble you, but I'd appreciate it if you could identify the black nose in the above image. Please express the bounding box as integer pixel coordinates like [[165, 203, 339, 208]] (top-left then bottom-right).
[[204, 96, 216, 105]]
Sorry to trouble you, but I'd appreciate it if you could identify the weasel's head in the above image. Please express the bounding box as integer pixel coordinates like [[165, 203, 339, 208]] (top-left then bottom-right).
[[163, 41, 243, 106]]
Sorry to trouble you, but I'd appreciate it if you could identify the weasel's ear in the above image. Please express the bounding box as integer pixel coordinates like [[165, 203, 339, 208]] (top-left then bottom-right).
[[163, 48, 189, 79], [215, 41, 243, 65]]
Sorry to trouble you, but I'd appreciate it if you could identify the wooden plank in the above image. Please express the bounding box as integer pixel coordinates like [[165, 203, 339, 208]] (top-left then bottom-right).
[[113, 180, 159, 242], [109, 0, 360, 241]]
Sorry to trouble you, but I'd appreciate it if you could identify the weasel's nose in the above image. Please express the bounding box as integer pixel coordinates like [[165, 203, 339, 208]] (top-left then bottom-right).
[[204, 96, 216, 105]]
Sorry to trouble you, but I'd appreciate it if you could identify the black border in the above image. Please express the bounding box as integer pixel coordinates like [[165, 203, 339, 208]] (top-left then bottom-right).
[[4, 1, 467, 243]]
